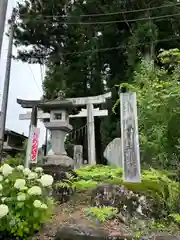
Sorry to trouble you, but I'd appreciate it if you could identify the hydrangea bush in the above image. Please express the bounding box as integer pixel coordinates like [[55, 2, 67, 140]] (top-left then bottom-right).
[[0, 164, 54, 238]]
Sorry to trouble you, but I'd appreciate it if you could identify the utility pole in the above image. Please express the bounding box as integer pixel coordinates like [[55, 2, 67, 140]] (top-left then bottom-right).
[[0, 0, 8, 59], [0, 10, 16, 162]]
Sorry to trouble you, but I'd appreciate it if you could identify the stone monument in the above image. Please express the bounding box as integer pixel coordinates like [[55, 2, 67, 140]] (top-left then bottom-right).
[[38, 92, 74, 166], [103, 138, 122, 167], [73, 145, 83, 169], [120, 92, 141, 182]]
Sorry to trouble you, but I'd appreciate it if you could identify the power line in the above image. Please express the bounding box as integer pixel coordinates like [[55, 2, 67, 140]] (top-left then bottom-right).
[[28, 36, 180, 59], [20, 36, 180, 65], [19, 2, 180, 18], [27, 64, 42, 93], [19, 12, 180, 25], [62, 36, 180, 55]]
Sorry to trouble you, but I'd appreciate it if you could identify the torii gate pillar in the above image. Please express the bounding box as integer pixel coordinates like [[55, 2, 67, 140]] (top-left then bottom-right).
[[87, 103, 96, 165]]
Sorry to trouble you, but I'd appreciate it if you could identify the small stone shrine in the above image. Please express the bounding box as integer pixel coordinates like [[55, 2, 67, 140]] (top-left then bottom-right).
[[38, 92, 74, 166]]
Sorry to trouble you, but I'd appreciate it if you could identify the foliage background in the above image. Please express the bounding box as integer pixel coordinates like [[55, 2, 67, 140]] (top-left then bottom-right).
[[12, 0, 180, 166], [113, 58, 180, 169]]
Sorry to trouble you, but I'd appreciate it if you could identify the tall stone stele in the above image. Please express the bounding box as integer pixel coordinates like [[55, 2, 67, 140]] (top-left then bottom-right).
[[38, 94, 74, 166]]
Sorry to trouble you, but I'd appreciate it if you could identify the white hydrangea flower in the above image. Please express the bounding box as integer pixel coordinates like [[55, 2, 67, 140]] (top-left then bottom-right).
[[17, 193, 26, 201], [1, 164, 13, 177], [14, 179, 26, 190], [0, 184, 3, 191], [0, 175, 3, 182], [23, 168, 31, 176], [0, 166, 2, 172], [39, 174, 54, 187], [16, 165, 24, 171], [1, 197, 6, 203], [27, 186, 42, 196], [34, 167, 43, 173], [28, 172, 38, 180], [0, 204, 9, 218], [40, 203, 48, 209], [33, 199, 42, 208]]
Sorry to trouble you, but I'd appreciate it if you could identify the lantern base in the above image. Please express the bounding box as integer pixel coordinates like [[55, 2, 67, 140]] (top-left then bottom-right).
[[43, 154, 74, 167]]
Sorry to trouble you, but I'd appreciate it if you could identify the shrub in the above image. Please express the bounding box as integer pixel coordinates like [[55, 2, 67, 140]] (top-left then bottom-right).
[[113, 59, 180, 168], [74, 164, 122, 182], [73, 179, 97, 190], [0, 164, 54, 238], [53, 173, 75, 202], [169, 213, 180, 224], [2, 156, 24, 167], [84, 206, 118, 222]]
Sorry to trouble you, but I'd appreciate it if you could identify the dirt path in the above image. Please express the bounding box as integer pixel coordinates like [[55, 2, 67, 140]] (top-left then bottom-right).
[[34, 193, 130, 239]]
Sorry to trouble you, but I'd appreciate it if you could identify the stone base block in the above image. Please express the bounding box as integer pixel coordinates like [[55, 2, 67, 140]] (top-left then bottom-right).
[[43, 155, 74, 167]]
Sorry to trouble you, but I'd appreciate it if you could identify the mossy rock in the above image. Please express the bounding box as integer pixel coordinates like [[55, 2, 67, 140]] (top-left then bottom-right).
[[90, 183, 152, 217]]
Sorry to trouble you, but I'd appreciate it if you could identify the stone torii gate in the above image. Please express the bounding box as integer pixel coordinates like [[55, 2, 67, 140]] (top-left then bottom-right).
[[17, 92, 111, 165]]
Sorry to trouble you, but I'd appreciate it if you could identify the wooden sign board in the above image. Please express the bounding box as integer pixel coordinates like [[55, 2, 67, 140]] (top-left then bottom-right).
[[120, 92, 141, 183]]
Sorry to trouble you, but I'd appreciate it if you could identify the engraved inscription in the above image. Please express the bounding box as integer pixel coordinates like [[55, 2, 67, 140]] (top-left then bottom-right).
[[121, 93, 140, 182]]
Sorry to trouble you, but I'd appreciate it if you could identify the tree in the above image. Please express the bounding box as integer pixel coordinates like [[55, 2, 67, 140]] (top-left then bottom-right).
[[13, 0, 180, 162], [158, 48, 180, 71], [114, 52, 180, 168]]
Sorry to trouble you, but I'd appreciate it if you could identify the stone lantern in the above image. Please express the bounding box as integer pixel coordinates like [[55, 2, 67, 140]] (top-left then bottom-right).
[[38, 95, 74, 166]]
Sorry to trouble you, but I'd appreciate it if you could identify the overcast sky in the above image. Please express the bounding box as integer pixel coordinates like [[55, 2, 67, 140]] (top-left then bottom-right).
[[0, 0, 45, 146]]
